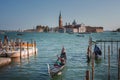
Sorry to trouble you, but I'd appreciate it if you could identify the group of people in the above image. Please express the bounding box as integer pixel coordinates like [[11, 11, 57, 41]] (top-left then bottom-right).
[[0, 35, 8, 49], [0, 35, 22, 51], [54, 47, 67, 67]]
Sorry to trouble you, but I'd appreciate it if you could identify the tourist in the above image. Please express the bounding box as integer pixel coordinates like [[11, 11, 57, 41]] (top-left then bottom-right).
[[59, 57, 65, 66], [4, 35, 8, 46], [0, 39, 2, 49], [55, 56, 65, 67]]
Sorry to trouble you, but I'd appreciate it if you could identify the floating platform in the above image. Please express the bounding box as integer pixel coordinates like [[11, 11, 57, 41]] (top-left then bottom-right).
[[0, 47, 37, 58]]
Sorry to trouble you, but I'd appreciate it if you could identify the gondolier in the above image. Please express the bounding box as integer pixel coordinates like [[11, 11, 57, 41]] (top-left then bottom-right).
[[60, 46, 67, 60], [4, 35, 8, 46]]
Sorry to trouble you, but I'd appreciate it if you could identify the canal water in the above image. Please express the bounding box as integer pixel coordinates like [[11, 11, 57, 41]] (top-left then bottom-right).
[[0, 32, 120, 80]]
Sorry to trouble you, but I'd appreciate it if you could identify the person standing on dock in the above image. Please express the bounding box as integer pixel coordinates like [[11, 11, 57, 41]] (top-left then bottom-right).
[[3, 35, 8, 46], [0, 39, 2, 49]]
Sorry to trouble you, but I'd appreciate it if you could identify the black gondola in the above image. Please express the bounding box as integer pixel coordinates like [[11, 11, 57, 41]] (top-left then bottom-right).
[[94, 44, 102, 59]]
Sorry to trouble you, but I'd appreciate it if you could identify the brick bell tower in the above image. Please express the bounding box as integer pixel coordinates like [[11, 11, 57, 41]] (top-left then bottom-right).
[[59, 12, 63, 28]]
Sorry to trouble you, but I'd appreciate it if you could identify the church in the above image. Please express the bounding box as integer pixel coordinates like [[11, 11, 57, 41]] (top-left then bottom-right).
[[57, 12, 103, 33], [58, 12, 66, 33]]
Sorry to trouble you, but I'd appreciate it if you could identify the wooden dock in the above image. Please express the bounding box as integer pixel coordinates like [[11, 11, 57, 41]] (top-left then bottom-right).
[[86, 37, 120, 80], [0, 58, 11, 67]]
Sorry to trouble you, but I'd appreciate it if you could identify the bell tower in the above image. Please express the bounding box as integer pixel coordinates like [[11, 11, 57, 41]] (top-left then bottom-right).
[[59, 12, 63, 28]]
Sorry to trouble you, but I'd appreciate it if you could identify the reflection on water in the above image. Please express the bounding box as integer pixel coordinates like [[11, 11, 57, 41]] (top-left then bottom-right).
[[11, 58, 21, 63]]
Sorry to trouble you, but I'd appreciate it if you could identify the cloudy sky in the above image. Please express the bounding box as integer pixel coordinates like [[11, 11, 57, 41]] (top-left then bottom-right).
[[0, 0, 120, 30]]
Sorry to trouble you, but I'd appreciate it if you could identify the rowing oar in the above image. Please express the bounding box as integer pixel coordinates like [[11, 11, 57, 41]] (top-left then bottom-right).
[[47, 63, 52, 78]]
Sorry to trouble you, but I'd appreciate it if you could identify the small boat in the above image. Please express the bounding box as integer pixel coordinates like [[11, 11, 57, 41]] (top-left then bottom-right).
[[68, 32, 74, 34], [94, 44, 102, 59], [76, 34, 84, 37], [17, 33, 24, 36], [78, 32, 90, 34], [47, 63, 65, 78], [47, 47, 66, 78]]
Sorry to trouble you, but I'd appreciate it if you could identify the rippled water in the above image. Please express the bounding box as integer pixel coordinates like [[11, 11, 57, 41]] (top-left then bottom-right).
[[0, 32, 120, 80]]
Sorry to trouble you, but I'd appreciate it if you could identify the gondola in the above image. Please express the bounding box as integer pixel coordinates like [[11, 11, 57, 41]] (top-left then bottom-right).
[[76, 34, 84, 37], [47, 47, 66, 78], [47, 57, 66, 78], [17, 33, 24, 36], [47, 63, 65, 78], [94, 44, 102, 59]]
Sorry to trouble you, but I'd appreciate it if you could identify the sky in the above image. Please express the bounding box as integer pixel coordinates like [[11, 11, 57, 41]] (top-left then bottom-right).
[[0, 0, 120, 31]]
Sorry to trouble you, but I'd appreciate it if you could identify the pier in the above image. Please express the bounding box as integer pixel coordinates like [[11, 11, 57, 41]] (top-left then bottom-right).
[[118, 49, 120, 80], [0, 38, 37, 58], [96, 39, 120, 60], [86, 37, 120, 80], [0, 37, 37, 68]]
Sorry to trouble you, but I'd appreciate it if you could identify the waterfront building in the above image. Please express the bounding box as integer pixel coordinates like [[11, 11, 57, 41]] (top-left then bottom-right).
[[95, 27, 103, 32], [64, 20, 86, 33], [35, 25, 49, 32], [57, 12, 103, 33], [24, 29, 36, 32], [64, 21, 81, 33], [36, 25, 44, 32], [79, 23, 86, 33], [58, 12, 65, 33], [64, 23, 103, 33], [83, 26, 103, 33]]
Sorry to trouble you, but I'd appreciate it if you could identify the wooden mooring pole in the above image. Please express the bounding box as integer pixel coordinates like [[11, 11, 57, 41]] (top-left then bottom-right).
[[117, 41, 118, 60], [108, 46, 110, 80], [87, 45, 90, 63], [31, 39, 33, 54], [118, 48, 120, 80], [101, 41, 102, 51], [34, 41, 36, 54], [86, 70, 90, 80], [111, 40, 113, 55], [92, 53, 94, 80], [27, 42, 29, 58], [104, 42, 106, 59], [89, 37, 92, 58], [20, 41, 22, 59]]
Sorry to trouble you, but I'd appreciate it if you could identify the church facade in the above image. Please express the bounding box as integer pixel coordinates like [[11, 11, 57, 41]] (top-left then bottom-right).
[[57, 12, 103, 33]]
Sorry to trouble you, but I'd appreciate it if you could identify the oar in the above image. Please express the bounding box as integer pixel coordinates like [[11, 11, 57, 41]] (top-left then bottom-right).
[[47, 63, 52, 78]]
